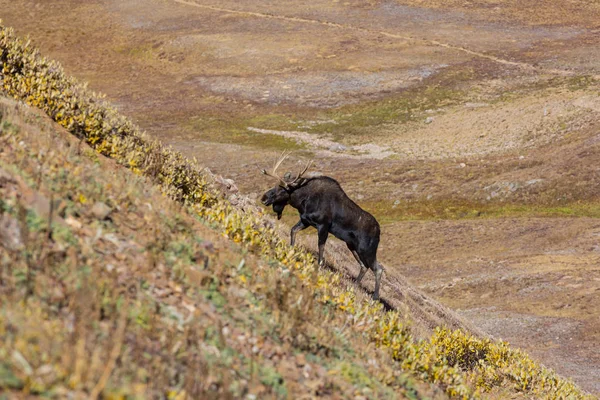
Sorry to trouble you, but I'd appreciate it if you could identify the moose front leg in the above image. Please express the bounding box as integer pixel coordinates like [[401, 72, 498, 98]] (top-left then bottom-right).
[[316, 224, 330, 268], [355, 261, 368, 284], [290, 220, 308, 246]]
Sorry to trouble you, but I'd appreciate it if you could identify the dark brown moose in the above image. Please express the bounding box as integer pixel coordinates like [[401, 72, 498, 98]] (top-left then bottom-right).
[[261, 153, 384, 300]]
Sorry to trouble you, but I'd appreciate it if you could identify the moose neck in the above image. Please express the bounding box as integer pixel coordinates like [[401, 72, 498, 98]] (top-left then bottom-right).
[[288, 181, 312, 212], [288, 178, 333, 213]]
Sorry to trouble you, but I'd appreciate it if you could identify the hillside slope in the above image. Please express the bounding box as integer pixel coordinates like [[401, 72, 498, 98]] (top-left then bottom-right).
[[0, 95, 444, 399], [0, 22, 596, 399]]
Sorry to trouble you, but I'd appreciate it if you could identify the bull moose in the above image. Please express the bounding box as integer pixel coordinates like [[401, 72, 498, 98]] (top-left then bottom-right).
[[261, 153, 384, 300]]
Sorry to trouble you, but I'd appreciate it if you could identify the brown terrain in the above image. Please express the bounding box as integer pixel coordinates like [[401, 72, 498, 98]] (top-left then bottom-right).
[[2, 0, 600, 394]]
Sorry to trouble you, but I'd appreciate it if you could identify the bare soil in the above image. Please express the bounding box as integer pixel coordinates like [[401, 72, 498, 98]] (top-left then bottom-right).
[[1, 0, 600, 394]]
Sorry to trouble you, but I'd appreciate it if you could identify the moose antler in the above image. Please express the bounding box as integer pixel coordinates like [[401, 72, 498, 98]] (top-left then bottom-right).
[[261, 151, 312, 189], [262, 151, 291, 188], [287, 159, 313, 186]]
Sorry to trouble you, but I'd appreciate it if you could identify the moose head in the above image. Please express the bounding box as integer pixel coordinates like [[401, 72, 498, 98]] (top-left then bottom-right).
[[260, 152, 312, 220]]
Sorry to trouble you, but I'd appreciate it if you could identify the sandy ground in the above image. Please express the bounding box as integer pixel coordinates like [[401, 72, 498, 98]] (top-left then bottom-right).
[[1, 0, 600, 393]]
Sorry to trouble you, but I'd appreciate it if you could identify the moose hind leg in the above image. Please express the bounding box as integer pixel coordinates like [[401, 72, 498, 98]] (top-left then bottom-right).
[[372, 262, 384, 301]]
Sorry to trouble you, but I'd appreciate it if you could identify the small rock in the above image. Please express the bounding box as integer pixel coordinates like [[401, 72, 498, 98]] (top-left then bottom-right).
[[228, 286, 248, 299], [50, 286, 66, 302], [0, 214, 24, 251], [228, 194, 247, 207], [302, 364, 311, 379], [223, 178, 238, 193], [37, 364, 55, 376], [356, 194, 365, 200], [65, 216, 83, 229], [425, 117, 434, 124], [91, 201, 112, 220], [459, 163, 466, 168], [465, 102, 489, 108], [215, 176, 239, 193], [526, 179, 543, 186], [201, 241, 215, 253], [0, 167, 16, 187], [296, 353, 307, 367], [329, 144, 347, 152], [22, 189, 51, 219]]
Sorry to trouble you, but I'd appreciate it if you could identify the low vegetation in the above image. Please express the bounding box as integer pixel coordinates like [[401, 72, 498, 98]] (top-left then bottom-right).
[[184, 70, 467, 147], [0, 21, 594, 398], [365, 198, 600, 224]]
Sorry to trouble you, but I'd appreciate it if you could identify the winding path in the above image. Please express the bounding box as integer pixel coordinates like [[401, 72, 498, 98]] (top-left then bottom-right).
[[171, 0, 589, 77]]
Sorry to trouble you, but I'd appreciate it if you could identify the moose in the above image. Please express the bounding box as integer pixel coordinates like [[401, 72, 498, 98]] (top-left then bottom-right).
[[261, 153, 384, 300]]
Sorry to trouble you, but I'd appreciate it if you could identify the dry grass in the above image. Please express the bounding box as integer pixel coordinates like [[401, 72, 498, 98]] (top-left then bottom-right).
[[391, 0, 600, 27]]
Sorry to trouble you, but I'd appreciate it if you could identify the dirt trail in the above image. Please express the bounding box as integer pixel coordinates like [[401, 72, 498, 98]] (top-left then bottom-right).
[[171, 0, 597, 78]]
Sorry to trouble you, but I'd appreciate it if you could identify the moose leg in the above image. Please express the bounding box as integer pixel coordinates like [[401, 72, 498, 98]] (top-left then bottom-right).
[[290, 220, 308, 246], [372, 262, 384, 301], [356, 265, 368, 283], [349, 248, 368, 283], [317, 224, 329, 268]]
